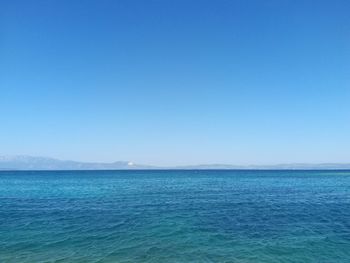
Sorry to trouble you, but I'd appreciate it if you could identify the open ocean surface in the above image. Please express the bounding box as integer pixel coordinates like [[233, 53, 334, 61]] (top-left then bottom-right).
[[1, 170, 350, 263]]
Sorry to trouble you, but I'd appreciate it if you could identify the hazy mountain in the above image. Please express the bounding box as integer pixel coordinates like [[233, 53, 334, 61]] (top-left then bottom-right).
[[0, 155, 152, 170], [175, 163, 350, 170], [0, 155, 350, 170]]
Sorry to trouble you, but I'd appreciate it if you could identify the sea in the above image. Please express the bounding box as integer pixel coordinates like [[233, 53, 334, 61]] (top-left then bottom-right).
[[0, 170, 350, 262]]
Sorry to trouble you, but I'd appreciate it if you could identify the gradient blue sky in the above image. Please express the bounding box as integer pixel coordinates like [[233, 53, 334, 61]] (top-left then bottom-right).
[[1, 0, 349, 166]]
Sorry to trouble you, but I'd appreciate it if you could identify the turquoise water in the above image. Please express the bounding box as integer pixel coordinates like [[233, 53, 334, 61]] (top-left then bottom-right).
[[1, 170, 350, 262]]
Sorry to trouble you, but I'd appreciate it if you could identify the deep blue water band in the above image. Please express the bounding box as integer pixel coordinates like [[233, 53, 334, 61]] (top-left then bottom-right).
[[1, 170, 350, 262]]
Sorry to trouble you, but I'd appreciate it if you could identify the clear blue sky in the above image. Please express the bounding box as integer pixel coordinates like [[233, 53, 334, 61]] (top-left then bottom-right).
[[1, 0, 349, 166]]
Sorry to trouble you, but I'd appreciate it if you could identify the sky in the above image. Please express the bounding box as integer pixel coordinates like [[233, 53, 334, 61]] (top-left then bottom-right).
[[0, 0, 349, 166]]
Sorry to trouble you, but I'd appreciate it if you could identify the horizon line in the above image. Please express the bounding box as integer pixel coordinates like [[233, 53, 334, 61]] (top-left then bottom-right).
[[1, 154, 350, 170]]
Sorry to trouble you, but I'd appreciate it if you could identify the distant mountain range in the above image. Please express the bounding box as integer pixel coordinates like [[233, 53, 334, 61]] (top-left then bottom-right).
[[0, 155, 350, 170], [0, 155, 151, 170]]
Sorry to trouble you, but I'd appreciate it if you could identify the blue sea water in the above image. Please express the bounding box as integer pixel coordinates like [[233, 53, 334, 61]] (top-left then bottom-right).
[[0, 170, 350, 263]]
